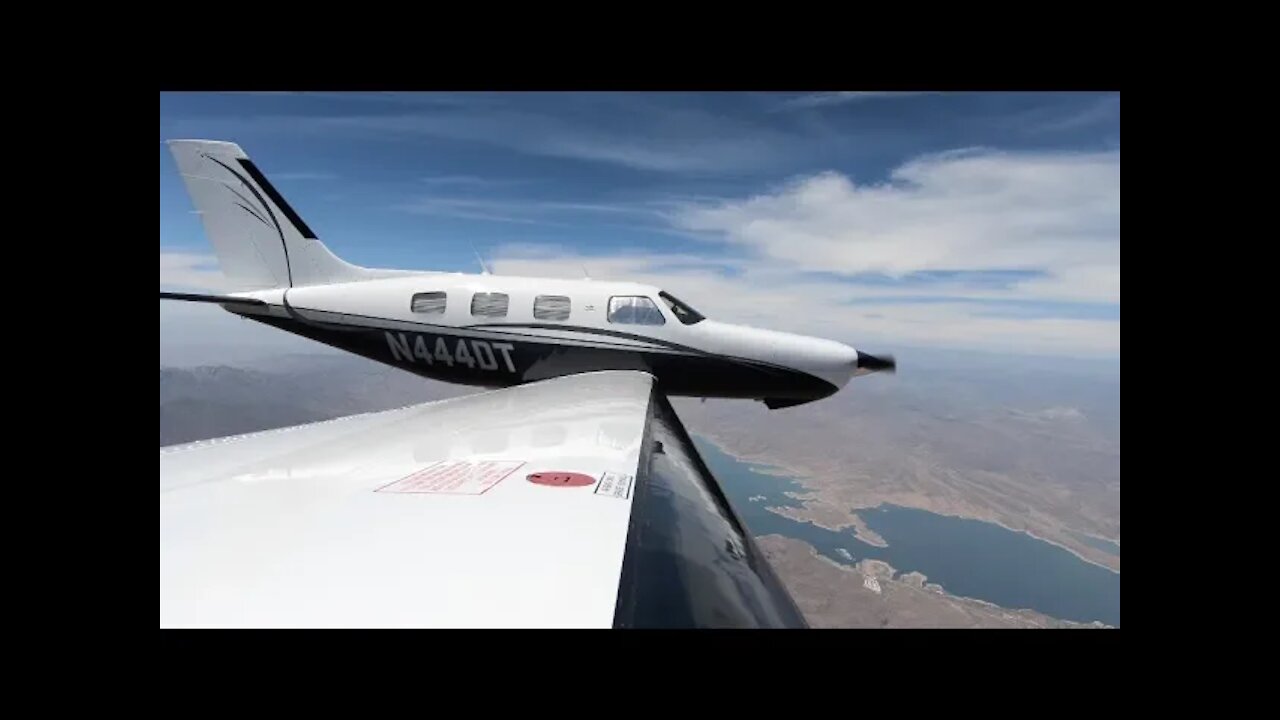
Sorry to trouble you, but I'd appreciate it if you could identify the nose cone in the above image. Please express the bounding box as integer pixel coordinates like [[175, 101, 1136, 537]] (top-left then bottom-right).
[[808, 343, 896, 389], [694, 321, 896, 403], [700, 321, 867, 389], [808, 339, 861, 387]]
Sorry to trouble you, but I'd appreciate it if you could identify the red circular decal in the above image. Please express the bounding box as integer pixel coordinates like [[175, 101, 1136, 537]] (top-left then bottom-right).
[[527, 472, 596, 487]]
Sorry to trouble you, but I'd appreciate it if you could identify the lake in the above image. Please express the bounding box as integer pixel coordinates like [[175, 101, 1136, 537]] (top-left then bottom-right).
[[693, 436, 1121, 627]]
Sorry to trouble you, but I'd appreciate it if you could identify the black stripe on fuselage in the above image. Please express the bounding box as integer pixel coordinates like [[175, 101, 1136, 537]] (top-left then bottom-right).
[[467, 322, 705, 356], [238, 306, 838, 401], [465, 322, 835, 394], [612, 388, 809, 628], [267, 304, 832, 388], [273, 302, 684, 352]]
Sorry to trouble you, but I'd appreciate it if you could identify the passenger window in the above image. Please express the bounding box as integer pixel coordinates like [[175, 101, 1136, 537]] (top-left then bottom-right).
[[533, 295, 571, 321], [471, 292, 510, 318], [608, 296, 666, 326], [411, 292, 447, 314]]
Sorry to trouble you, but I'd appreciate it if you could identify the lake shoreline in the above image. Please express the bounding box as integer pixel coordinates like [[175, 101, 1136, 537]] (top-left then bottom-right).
[[760, 535, 1112, 629], [695, 433, 1119, 626], [693, 432, 1120, 575]]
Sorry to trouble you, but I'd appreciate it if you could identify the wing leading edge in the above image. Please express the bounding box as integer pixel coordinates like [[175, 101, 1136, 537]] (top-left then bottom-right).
[[160, 370, 806, 628]]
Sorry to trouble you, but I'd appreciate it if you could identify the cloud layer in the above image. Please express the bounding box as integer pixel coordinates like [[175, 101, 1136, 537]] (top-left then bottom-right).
[[160, 252, 233, 292], [780, 91, 940, 109], [485, 148, 1120, 356], [670, 149, 1119, 303]]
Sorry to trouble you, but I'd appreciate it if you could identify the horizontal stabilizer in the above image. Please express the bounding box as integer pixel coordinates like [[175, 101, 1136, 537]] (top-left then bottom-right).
[[159, 291, 266, 307]]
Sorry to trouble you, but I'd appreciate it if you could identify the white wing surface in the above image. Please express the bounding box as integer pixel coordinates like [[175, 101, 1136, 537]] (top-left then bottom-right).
[[160, 370, 807, 629]]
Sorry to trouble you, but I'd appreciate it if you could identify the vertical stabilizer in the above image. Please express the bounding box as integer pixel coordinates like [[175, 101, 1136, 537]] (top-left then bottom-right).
[[167, 140, 368, 289]]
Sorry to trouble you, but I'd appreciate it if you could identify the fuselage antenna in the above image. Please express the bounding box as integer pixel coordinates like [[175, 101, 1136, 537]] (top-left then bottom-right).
[[469, 240, 491, 275]]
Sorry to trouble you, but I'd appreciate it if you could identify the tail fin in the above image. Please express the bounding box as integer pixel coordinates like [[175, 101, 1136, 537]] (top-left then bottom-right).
[[167, 140, 368, 289]]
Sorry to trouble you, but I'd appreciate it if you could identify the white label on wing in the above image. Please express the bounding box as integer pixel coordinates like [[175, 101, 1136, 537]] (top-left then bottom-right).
[[594, 471, 634, 499], [376, 460, 525, 495]]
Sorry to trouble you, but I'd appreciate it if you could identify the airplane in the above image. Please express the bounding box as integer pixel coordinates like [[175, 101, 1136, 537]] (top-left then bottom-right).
[[159, 139, 896, 629]]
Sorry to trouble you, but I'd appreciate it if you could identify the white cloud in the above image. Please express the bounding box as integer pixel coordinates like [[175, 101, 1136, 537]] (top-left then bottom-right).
[[398, 196, 666, 227], [160, 298, 337, 367], [530, 133, 788, 173], [670, 149, 1120, 303], [160, 251, 339, 366], [487, 148, 1120, 357], [270, 171, 338, 181], [1017, 94, 1120, 134], [215, 91, 489, 108], [421, 175, 532, 187], [160, 252, 232, 292], [782, 91, 940, 109], [181, 101, 807, 174], [1013, 265, 1121, 303]]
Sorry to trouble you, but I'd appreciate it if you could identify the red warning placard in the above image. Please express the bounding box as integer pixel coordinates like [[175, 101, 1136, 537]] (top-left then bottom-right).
[[377, 460, 525, 495]]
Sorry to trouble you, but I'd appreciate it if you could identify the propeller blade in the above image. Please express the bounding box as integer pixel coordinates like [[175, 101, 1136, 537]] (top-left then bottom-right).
[[855, 351, 897, 376]]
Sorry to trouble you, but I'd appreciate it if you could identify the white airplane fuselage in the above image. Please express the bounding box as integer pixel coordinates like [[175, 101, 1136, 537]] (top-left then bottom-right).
[[225, 272, 865, 408]]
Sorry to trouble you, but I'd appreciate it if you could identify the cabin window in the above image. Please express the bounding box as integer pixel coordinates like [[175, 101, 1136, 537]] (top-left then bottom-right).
[[471, 292, 510, 318], [658, 291, 706, 325], [608, 296, 666, 326], [410, 292, 447, 315], [533, 295, 572, 321]]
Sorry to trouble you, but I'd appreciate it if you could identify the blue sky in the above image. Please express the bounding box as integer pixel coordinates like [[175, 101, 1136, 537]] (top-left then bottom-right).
[[160, 91, 1120, 358]]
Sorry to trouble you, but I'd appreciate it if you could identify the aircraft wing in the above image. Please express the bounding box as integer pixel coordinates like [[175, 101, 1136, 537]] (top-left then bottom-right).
[[160, 370, 807, 628]]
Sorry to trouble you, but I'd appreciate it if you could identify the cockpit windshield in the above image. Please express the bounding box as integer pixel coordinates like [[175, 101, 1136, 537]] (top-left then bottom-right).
[[659, 291, 706, 325]]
